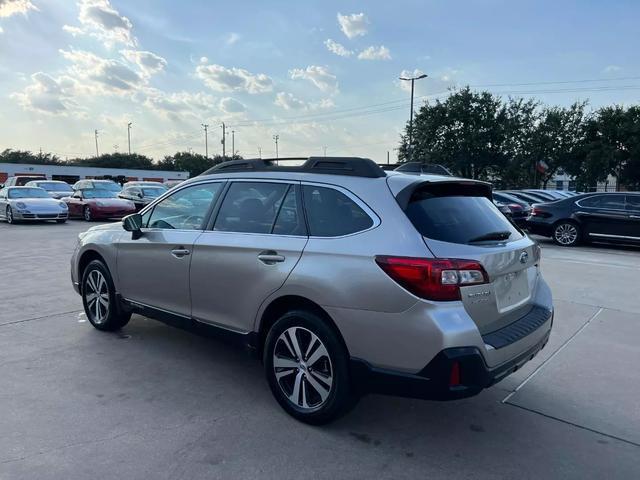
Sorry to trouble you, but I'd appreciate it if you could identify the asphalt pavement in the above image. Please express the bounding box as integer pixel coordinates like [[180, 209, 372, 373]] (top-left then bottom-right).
[[1, 220, 639, 479]]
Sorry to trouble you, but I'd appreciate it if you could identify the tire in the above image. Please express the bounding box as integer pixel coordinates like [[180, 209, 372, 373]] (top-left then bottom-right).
[[553, 221, 580, 247], [263, 310, 356, 425], [6, 206, 14, 224], [81, 260, 131, 331], [83, 206, 92, 222]]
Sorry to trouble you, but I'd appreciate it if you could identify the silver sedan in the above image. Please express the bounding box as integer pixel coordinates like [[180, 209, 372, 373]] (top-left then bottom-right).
[[0, 186, 69, 224]]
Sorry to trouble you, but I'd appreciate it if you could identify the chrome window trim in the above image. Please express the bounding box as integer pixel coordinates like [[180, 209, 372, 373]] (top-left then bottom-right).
[[575, 194, 626, 211]]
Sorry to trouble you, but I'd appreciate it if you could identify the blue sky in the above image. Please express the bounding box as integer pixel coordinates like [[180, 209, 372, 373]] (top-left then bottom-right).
[[0, 0, 638, 163]]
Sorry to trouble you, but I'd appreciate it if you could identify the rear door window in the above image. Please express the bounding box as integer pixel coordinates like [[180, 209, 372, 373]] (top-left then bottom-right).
[[302, 185, 373, 237], [405, 190, 522, 244], [214, 182, 290, 234]]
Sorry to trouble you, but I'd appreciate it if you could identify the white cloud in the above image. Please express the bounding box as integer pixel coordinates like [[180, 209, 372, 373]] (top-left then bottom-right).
[[11, 72, 76, 115], [324, 39, 353, 57], [0, 26, 3, 33], [199, 56, 208, 64], [337, 12, 368, 39], [226, 32, 240, 45], [60, 48, 143, 95], [143, 88, 215, 119], [358, 45, 391, 61], [274, 92, 336, 111], [121, 49, 167, 76], [219, 97, 246, 114], [274, 92, 307, 110], [603, 65, 621, 74], [63, 0, 136, 47], [0, 0, 37, 17], [289, 65, 338, 93], [196, 63, 273, 94]]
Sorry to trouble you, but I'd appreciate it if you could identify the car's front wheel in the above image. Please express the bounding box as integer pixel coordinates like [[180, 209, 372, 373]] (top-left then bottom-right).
[[264, 310, 356, 424], [6, 206, 14, 224], [83, 206, 92, 222], [81, 260, 131, 331], [553, 221, 580, 246]]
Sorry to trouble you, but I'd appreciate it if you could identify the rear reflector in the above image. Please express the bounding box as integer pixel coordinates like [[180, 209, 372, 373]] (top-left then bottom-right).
[[375, 256, 489, 301], [449, 361, 461, 386]]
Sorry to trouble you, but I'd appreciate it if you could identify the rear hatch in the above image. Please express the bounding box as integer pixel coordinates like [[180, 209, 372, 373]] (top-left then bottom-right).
[[399, 179, 539, 334]]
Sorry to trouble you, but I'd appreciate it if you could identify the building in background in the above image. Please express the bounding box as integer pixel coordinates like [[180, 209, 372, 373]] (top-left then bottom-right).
[[0, 163, 188, 186]]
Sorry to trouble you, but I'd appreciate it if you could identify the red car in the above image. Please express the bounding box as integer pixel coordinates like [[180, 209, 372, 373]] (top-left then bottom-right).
[[65, 188, 137, 221]]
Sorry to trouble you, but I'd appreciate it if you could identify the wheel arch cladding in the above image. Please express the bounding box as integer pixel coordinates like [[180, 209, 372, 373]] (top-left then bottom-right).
[[257, 295, 349, 359], [78, 250, 108, 292]]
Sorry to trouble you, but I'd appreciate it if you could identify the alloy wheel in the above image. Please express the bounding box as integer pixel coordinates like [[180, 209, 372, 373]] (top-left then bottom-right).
[[554, 223, 578, 245], [84, 207, 92, 221], [6, 206, 13, 224], [273, 326, 333, 410], [84, 270, 109, 324]]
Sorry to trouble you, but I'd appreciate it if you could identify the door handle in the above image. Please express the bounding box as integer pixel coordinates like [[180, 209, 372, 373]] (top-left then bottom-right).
[[171, 247, 191, 258], [258, 251, 285, 265]]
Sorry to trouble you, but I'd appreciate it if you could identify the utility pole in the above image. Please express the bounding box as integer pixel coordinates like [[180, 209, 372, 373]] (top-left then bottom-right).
[[94, 129, 99, 157], [399, 73, 428, 160], [387, 151, 390, 164], [201, 123, 209, 158], [323, 146, 327, 157], [127, 122, 132, 155], [273, 134, 279, 159], [220, 122, 226, 157], [231, 130, 235, 157], [258, 146, 262, 159]]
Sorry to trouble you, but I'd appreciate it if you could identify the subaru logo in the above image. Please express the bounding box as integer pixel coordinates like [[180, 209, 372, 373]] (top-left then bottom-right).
[[519, 251, 529, 264]]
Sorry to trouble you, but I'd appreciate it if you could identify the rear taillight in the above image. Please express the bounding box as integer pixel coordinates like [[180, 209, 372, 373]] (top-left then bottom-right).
[[530, 207, 552, 218], [375, 256, 489, 301], [507, 203, 523, 212]]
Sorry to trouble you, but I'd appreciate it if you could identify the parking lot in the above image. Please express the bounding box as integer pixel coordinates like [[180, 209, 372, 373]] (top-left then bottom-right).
[[1, 220, 639, 479]]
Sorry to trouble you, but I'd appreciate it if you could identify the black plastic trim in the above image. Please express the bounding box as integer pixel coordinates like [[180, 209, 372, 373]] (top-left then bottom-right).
[[482, 306, 552, 349], [350, 327, 551, 401], [201, 157, 387, 178]]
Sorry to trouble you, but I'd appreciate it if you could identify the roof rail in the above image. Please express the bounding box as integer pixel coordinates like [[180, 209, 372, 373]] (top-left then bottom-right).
[[200, 156, 386, 178]]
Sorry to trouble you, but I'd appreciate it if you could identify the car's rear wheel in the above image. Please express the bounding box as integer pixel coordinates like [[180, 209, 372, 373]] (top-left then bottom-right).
[[553, 221, 580, 246], [6, 206, 14, 224], [81, 260, 131, 331], [264, 310, 356, 424], [83, 206, 92, 222]]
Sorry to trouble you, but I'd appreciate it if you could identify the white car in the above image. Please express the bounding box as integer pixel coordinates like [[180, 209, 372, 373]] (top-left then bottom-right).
[[0, 186, 69, 223]]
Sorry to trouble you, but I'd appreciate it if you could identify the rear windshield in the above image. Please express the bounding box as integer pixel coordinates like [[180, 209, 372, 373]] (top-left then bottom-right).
[[405, 193, 522, 244]]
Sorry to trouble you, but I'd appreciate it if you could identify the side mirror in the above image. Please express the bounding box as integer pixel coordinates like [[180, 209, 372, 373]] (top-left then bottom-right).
[[122, 213, 143, 232]]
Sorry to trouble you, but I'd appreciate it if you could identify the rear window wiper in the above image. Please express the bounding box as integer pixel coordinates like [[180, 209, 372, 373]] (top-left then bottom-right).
[[468, 231, 512, 243]]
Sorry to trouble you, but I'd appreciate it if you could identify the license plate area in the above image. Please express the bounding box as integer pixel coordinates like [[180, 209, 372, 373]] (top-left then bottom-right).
[[494, 269, 530, 312]]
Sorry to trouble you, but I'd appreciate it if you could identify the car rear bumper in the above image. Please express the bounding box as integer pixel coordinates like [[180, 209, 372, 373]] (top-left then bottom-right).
[[526, 219, 553, 236], [350, 318, 551, 400]]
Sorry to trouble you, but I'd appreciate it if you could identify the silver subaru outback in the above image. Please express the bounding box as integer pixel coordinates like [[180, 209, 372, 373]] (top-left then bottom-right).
[[70, 157, 553, 424]]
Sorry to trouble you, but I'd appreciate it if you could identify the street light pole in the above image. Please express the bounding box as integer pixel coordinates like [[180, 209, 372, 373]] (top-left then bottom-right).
[[220, 122, 226, 157], [201, 124, 209, 158], [127, 122, 132, 155], [399, 73, 427, 160], [273, 134, 279, 159], [94, 129, 99, 157], [231, 130, 235, 157]]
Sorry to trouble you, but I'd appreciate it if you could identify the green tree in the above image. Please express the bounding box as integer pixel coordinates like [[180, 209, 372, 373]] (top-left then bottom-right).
[[400, 87, 513, 181], [157, 152, 240, 177], [0, 148, 61, 165], [67, 153, 155, 169]]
